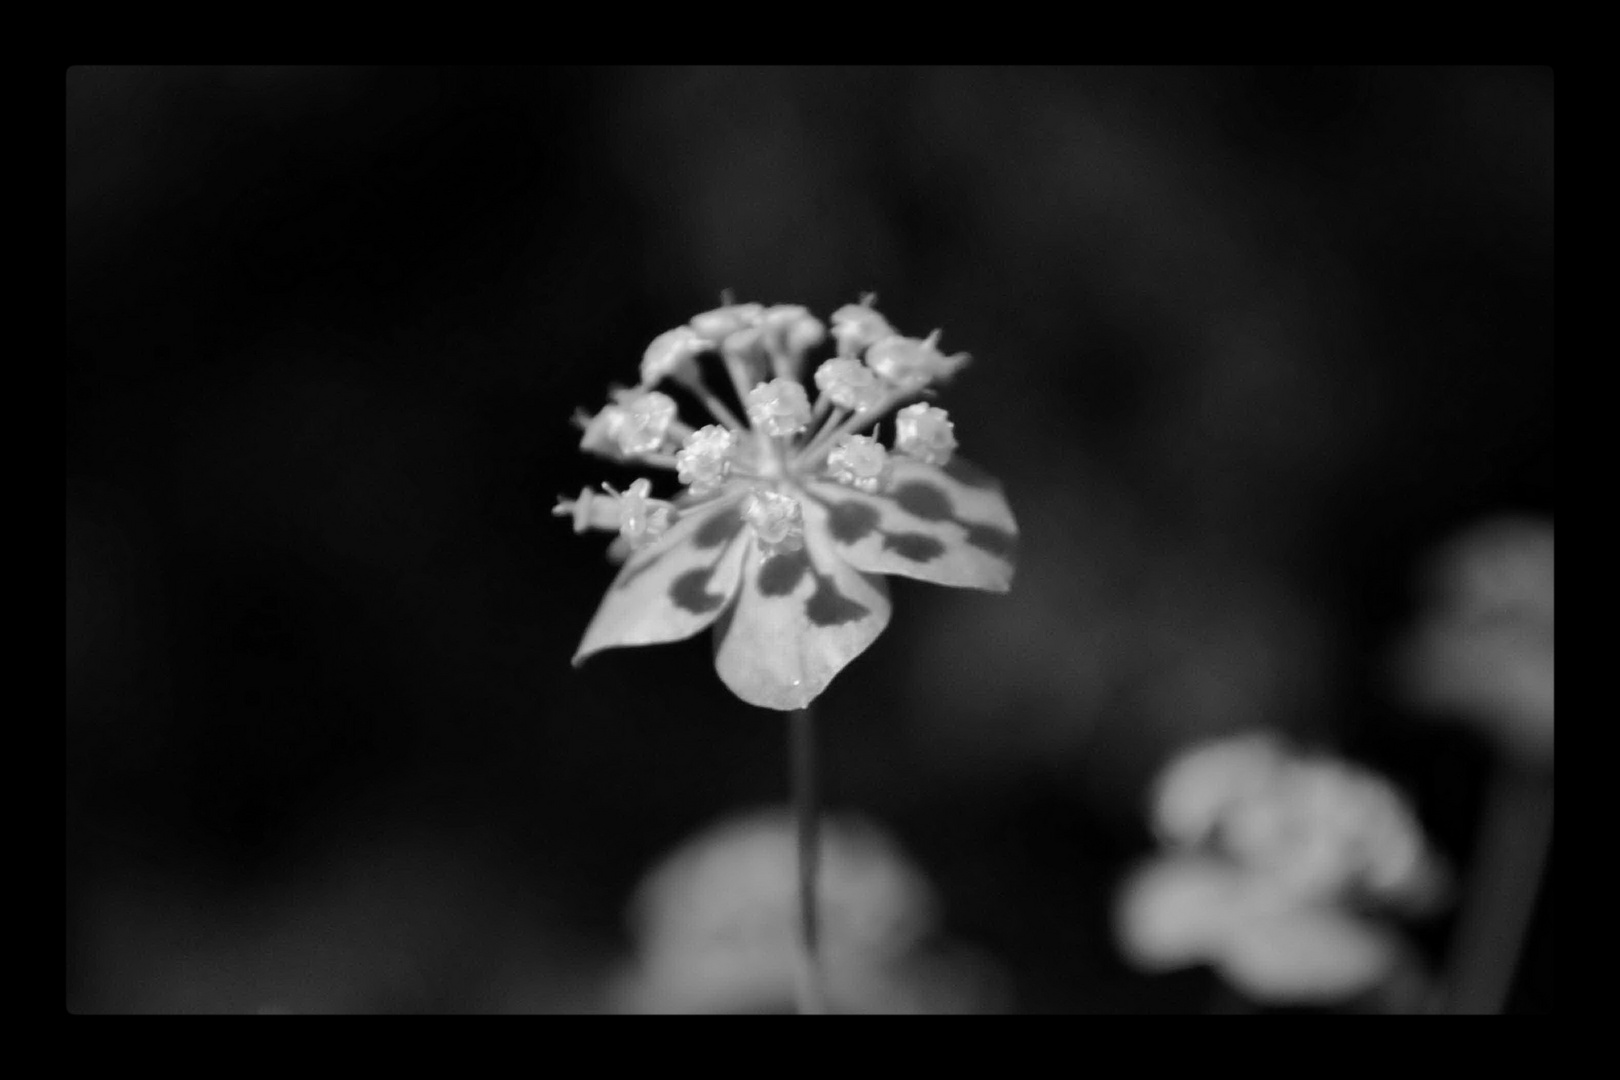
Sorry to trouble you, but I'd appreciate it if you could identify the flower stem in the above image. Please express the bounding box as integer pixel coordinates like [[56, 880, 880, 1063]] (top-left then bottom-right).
[[1441, 759, 1553, 1013], [790, 705, 827, 1015]]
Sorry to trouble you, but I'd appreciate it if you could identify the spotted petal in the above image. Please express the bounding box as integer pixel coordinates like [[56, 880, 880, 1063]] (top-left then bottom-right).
[[712, 499, 892, 711], [574, 494, 750, 666], [804, 456, 1017, 592]]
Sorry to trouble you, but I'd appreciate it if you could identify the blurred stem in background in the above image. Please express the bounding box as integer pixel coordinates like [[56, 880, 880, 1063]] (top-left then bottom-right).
[[1443, 760, 1553, 1013], [790, 706, 826, 1014]]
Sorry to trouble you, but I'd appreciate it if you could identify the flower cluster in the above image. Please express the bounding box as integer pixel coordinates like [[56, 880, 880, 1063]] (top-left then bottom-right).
[[1116, 732, 1447, 1005], [555, 297, 1017, 710]]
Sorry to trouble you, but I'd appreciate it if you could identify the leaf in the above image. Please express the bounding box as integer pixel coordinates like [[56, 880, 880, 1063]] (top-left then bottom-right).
[[804, 455, 1017, 592], [574, 494, 750, 666], [712, 498, 892, 710]]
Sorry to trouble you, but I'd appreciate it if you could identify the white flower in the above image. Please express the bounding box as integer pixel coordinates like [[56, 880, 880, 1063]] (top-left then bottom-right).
[[615, 478, 674, 548], [826, 434, 890, 494], [1118, 733, 1448, 1006], [1397, 516, 1554, 763], [690, 302, 767, 344], [866, 331, 969, 391], [813, 358, 885, 413], [641, 326, 708, 387], [743, 488, 804, 556], [553, 478, 674, 551], [829, 297, 896, 358], [746, 378, 813, 438], [894, 403, 957, 466], [609, 809, 966, 1014], [760, 304, 825, 360], [561, 297, 1018, 710], [615, 392, 678, 455], [675, 425, 736, 496]]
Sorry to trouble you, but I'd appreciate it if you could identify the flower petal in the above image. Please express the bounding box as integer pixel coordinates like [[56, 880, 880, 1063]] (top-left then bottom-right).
[[804, 455, 1017, 592], [573, 495, 750, 666], [1215, 902, 1402, 1004], [1115, 853, 1403, 1004], [1114, 855, 1254, 971], [712, 499, 891, 710]]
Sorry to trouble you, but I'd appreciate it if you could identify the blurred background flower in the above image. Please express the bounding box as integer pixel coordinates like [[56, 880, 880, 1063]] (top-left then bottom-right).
[[608, 808, 1008, 1013], [1393, 516, 1553, 764], [1116, 733, 1447, 1007]]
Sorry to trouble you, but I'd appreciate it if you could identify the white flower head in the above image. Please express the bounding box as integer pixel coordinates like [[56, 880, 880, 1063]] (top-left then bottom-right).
[[746, 378, 812, 437], [676, 425, 736, 496], [894, 402, 957, 465], [563, 297, 1019, 712], [827, 434, 891, 494], [814, 358, 885, 413]]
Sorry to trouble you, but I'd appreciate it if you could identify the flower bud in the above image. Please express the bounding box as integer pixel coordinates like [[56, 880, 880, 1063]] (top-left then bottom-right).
[[676, 425, 736, 496], [826, 434, 891, 494], [894, 403, 957, 465], [866, 331, 969, 391]]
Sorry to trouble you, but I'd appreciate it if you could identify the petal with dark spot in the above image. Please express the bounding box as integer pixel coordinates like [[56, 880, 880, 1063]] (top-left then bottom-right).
[[804, 456, 1017, 592], [574, 494, 749, 665], [713, 502, 891, 710]]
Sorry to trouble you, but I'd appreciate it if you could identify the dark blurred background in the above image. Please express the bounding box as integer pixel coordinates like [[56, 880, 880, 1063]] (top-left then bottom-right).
[[66, 66, 1552, 1013]]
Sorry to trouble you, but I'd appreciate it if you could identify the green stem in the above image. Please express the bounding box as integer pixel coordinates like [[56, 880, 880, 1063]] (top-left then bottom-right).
[[790, 705, 827, 1015], [1442, 760, 1553, 1013]]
